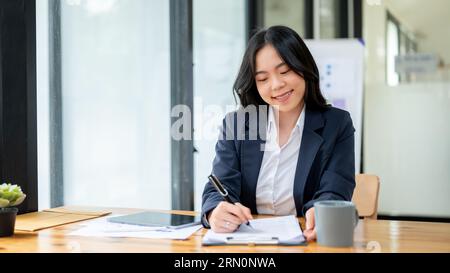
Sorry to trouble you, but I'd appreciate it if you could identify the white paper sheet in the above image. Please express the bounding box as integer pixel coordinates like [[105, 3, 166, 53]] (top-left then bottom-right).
[[68, 215, 202, 240]]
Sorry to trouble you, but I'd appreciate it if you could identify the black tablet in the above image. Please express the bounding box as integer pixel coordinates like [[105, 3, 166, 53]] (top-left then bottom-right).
[[107, 211, 201, 229]]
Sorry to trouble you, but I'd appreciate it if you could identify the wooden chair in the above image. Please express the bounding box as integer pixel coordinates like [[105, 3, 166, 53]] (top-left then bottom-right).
[[352, 174, 380, 220]]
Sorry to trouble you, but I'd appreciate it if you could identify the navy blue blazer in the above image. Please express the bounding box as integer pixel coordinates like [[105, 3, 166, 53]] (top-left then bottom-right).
[[201, 106, 356, 227]]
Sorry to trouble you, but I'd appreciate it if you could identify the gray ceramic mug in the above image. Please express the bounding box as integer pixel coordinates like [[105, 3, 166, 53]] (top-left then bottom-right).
[[314, 200, 359, 247]]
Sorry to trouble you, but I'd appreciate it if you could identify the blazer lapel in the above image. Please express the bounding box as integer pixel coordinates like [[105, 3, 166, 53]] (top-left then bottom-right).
[[293, 109, 324, 216]]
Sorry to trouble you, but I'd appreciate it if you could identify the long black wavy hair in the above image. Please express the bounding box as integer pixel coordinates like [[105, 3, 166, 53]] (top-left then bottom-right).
[[233, 25, 329, 111]]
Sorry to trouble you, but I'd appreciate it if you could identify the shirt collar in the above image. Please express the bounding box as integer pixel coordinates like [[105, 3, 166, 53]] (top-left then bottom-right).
[[268, 105, 306, 135]]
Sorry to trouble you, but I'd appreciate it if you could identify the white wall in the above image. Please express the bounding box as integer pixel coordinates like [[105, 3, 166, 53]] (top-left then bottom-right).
[[363, 1, 450, 217], [365, 83, 450, 217]]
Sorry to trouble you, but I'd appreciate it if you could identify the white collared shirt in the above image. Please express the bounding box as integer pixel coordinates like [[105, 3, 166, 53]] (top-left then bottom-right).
[[255, 106, 305, 216]]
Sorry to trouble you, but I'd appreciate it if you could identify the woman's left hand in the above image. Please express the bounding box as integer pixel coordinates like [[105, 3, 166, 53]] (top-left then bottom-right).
[[303, 207, 317, 242]]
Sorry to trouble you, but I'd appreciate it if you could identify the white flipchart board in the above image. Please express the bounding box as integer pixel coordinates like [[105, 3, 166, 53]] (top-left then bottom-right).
[[305, 39, 365, 173]]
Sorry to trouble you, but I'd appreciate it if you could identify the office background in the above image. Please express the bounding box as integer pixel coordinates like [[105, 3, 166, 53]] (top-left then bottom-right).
[[0, 0, 449, 221]]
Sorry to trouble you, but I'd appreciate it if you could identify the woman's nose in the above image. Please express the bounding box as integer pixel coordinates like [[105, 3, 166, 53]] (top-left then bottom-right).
[[271, 75, 286, 91]]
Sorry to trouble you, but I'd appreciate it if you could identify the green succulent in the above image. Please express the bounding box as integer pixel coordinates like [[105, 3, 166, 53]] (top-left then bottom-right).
[[0, 183, 26, 208]]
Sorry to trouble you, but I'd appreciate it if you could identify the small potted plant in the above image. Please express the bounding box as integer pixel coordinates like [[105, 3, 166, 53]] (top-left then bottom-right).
[[0, 183, 26, 237]]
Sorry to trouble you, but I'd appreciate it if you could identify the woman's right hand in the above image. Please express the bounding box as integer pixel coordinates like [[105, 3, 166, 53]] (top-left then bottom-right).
[[207, 202, 253, 233]]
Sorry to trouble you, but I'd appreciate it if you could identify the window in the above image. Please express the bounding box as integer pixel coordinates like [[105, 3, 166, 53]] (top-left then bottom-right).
[[193, 0, 246, 210], [318, 0, 342, 38], [386, 11, 419, 86], [386, 16, 400, 86], [264, 0, 306, 37], [37, 0, 171, 210]]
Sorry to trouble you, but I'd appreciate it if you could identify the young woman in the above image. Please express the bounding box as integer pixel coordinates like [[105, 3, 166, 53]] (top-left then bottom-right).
[[201, 26, 355, 241]]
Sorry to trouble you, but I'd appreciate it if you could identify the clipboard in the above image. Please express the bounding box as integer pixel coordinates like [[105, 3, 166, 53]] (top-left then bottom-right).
[[203, 235, 306, 246], [202, 215, 306, 246]]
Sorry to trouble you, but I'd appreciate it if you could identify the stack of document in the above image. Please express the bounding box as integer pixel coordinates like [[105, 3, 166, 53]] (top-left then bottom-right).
[[202, 215, 305, 245], [68, 216, 201, 240]]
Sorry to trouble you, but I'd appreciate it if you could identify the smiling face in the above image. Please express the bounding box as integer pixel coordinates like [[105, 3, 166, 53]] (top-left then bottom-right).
[[254, 44, 306, 114]]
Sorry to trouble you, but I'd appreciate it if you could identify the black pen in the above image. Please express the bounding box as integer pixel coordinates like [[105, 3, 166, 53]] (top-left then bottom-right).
[[208, 174, 253, 228]]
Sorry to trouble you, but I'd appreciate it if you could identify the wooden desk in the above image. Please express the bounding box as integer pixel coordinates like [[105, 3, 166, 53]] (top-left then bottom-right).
[[1, 207, 449, 253]]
